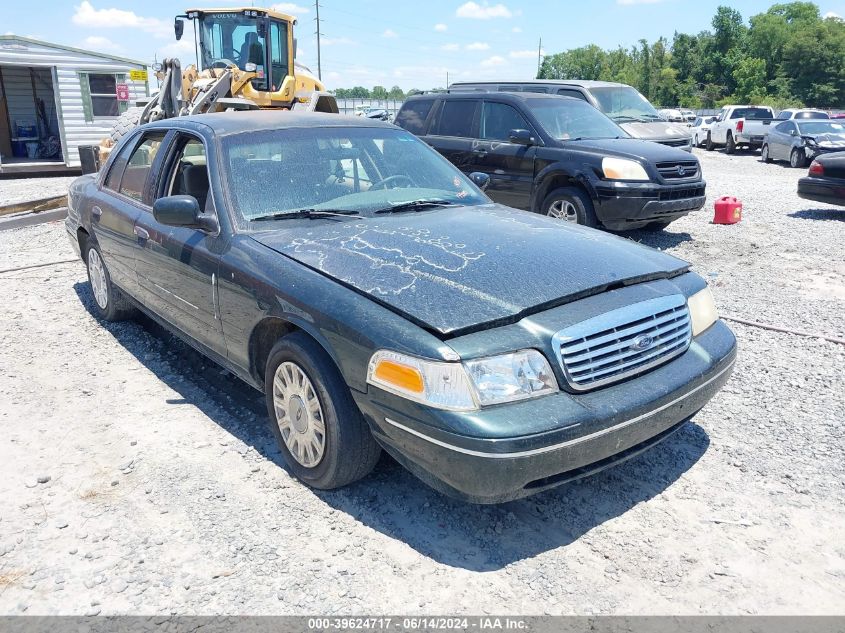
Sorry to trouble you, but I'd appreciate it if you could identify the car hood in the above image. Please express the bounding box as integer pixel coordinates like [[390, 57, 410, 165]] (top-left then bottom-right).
[[807, 133, 845, 144], [564, 137, 697, 164], [618, 121, 691, 141], [250, 204, 689, 336]]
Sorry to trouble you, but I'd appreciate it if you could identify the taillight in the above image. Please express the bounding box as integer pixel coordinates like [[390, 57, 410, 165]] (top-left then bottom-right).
[[809, 160, 824, 176], [736, 120, 744, 133]]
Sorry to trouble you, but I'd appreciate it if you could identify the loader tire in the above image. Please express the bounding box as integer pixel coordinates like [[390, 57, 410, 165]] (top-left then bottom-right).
[[109, 107, 144, 144]]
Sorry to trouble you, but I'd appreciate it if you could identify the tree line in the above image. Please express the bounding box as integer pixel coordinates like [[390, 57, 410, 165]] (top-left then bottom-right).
[[331, 85, 410, 100], [537, 2, 845, 109]]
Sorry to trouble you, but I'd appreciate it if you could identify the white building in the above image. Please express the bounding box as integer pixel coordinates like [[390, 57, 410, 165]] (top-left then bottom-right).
[[0, 36, 149, 174]]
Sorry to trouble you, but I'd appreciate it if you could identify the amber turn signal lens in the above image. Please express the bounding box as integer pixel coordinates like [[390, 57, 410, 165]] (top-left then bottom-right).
[[373, 360, 425, 394]]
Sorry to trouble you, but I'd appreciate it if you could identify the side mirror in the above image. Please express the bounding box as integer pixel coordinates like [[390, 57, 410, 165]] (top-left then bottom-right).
[[153, 195, 217, 232], [174, 18, 185, 41], [469, 172, 490, 191], [508, 129, 536, 145]]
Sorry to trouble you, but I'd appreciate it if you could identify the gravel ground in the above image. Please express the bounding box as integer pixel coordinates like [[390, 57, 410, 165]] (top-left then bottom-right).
[[0, 176, 78, 208], [0, 150, 843, 615]]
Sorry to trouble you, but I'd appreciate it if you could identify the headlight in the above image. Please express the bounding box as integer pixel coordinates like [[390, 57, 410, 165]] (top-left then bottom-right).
[[367, 349, 558, 410], [602, 157, 650, 181], [687, 286, 719, 336]]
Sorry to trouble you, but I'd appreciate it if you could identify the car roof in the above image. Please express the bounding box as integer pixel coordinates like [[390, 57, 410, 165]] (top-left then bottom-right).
[[405, 91, 576, 103], [142, 110, 394, 136], [449, 79, 629, 89]]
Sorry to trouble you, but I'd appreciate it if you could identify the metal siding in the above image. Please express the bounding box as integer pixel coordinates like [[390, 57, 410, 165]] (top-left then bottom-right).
[[0, 38, 147, 167]]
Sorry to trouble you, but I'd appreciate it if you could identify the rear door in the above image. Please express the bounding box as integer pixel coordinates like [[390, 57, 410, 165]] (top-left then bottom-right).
[[468, 100, 537, 210], [132, 133, 227, 356], [422, 98, 480, 173]]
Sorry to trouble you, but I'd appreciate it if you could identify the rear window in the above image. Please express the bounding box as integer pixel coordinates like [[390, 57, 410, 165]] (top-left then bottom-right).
[[394, 99, 434, 135], [731, 108, 774, 120], [431, 100, 479, 138], [794, 111, 829, 119]]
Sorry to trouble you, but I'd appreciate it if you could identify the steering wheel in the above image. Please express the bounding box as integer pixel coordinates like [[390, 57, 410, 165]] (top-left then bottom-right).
[[211, 59, 238, 69], [370, 174, 416, 190]]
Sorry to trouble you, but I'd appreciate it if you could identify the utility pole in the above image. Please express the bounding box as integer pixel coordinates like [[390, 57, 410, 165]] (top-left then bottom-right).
[[446, 71, 449, 89], [314, 0, 323, 81], [537, 37, 542, 78]]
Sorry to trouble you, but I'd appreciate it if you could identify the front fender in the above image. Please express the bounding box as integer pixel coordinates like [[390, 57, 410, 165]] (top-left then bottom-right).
[[531, 163, 597, 212]]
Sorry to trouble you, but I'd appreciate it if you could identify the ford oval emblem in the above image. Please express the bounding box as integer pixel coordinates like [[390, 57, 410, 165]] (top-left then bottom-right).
[[631, 334, 654, 351]]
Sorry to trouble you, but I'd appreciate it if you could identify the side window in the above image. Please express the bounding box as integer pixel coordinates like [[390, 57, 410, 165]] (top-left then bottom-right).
[[523, 86, 548, 93], [394, 99, 434, 135], [774, 121, 792, 133], [87, 73, 120, 117], [481, 102, 531, 141], [431, 100, 479, 138], [269, 21, 289, 90], [168, 136, 211, 211], [557, 88, 588, 101], [118, 133, 166, 203], [103, 138, 137, 192], [497, 85, 521, 92]]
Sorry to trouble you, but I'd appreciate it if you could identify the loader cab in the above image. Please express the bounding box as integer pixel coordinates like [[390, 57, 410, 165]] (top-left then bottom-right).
[[180, 8, 292, 93]]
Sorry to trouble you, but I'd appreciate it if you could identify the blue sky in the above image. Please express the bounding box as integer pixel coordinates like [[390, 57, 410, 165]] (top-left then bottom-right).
[[4, 0, 845, 90]]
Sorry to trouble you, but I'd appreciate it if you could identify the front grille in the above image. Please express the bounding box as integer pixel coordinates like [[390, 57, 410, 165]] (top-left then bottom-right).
[[656, 160, 699, 180], [552, 295, 692, 391], [658, 139, 690, 148], [659, 186, 705, 201]]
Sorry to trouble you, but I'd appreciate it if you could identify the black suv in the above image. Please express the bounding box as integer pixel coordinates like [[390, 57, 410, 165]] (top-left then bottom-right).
[[395, 92, 706, 231]]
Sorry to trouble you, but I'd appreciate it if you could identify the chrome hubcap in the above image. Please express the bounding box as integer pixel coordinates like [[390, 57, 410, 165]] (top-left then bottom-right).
[[272, 362, 325, 468], [88, 248, 108, 310], [548, 199, 578, 222]]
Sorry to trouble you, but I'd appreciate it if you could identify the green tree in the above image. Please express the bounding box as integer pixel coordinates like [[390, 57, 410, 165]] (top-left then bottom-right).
[[732, 57, 768, 102], [371, 85, 388, 100], [782, 18, 845, 106], [538, 45, 606, 80], [349, 86, 370, 98], [387, 85, 405, 99]]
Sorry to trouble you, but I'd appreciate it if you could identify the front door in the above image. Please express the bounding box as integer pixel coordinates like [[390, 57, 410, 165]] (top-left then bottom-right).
[[769, 121, 794, 160], [468, 101, 537, 210], [133, 134, 227, 356]]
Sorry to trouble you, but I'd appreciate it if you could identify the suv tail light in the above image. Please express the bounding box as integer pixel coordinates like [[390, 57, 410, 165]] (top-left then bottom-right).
[[809, 160, 824, 176], [736, 120, 744, 133]]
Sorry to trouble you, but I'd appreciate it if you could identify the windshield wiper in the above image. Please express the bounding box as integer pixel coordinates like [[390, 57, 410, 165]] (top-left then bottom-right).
[[250, 209, 360, 222], [373, 199, 458, 214]]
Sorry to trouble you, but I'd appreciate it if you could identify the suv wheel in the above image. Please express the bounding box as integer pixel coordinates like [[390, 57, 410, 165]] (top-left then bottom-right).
[[264, 332, 381, 490], [725, 132, 736, 154], [542, 187, 598, 228]]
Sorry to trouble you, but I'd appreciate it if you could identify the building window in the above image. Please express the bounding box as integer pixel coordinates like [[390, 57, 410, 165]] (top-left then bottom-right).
[[88, 74, 119, 117]]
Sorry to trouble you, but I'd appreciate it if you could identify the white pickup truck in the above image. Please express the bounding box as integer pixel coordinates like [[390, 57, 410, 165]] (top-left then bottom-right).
[[706, 105, 776, 153]]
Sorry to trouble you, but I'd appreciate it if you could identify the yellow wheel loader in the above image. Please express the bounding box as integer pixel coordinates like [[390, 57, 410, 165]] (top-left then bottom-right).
[[93, 6, 337, 166]]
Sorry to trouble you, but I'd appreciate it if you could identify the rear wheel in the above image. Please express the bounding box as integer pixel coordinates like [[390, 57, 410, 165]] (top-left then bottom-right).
[[264, 332, 380, 490], [706, 132, 715, 151], [761, 144, 772, 163], [542, 187, 598, 228], [725, 132, 736, 154], [790, 149, 807, 169], [85, 242, 136, 321], [109, 106, 144, 145]]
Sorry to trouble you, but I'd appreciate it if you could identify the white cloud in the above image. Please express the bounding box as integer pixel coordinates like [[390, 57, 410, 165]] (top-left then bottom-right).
[[466, 42, 489, 51], [4, 31, 14, 35], [617, 0, 664, 4], [434, 23, 448, 31], [382, 29, 398, 38], [82, 35, 122, 52], [157, 36, 196, 60], [824, 10, 841, 18], [271, 2, 309, 14], [509, 49, 535, 59], [480, 55, 506, 67], [72, 1, 170, 38], [512, 26, 522, 33], [441, 43, 460, 51], [456, 2, 512, 19]]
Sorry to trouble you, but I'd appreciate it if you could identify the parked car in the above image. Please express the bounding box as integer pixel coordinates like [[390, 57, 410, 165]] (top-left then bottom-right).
[[690, 116, 717, 147], [394, 92, 706, 231], [776, 108, 829, 120], [448, 80, 693, 151], [365, 108, 390, 121], [658, 108, 686, 123], [680, 109, 697, 122], [65, 111, 736, 504], [762, 120, 845, 168], [798, 152, 845, 207], [707, 105, 776, 153]]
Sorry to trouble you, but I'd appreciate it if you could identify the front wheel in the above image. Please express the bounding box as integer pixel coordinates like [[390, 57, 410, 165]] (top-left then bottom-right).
[[725, 132, 736, 154], [761, 144, 772, 163], [790, 149, 807, 169], [85, 242, 136, 321], [264, 332, 380, 490], [706, 132, 715, 151], [541, 187, 598, 228]]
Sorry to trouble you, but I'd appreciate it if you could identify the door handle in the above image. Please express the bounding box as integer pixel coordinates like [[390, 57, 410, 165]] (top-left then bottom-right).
[[472, 148, 488, 155], [92, 206, 102, 218], [134, 226, 150, 240]]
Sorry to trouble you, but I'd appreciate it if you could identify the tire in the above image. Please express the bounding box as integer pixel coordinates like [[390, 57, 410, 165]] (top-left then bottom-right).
[[706, 132, 714, 151], [541, 186, 598, 228], [790, 149, 807, 169], [84, 241, 136, 321], [264, 332, 381, 490], [642, 220, 673, 231], [725, 132, 736, 154], [693, 133, 700, 147], [109, 106, 144, 144], [761, 144, 772, 163]]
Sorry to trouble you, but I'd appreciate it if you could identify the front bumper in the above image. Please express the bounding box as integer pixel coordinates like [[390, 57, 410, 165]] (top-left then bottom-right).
[[805, 146, 845, 160], [65, 219, 82, 258], [355, 321, 737, 503], [798, 176, 845, 207], [591, 179, 707, 230]]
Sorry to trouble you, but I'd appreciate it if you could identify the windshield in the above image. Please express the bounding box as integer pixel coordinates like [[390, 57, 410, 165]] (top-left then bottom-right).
[[221, 127, 488, 224], [526, 97, 628, 141], [199, 12, 268, 78], [796, 121, 845, 135], [589, 86, 660, 122]]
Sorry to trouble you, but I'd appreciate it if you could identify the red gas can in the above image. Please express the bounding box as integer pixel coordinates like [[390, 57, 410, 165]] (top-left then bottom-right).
[[713, 196, 742, 224]]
